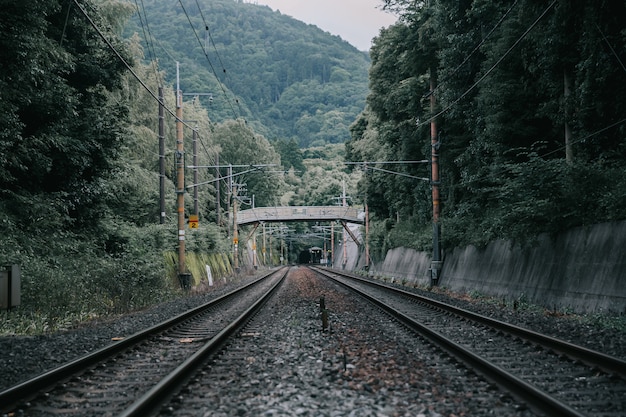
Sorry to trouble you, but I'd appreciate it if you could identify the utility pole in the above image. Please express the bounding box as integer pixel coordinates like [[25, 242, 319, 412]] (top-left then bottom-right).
[[158, 87, 166, 224], [262, 221, 266, 264], [227, 164, 232, 238], [430, 67, 442, 286], [342, 180, 347, 269], [330, 221, 334, 267], [175, 62, 189, 286], [232, 182, 239, 273], [364, 162, 370, 270], [216, 153, 221, 226], [281, 235, 285, 265], [564, 69, 574, 164], [365, 201, 370, 269], [192, 127, 199, 217]]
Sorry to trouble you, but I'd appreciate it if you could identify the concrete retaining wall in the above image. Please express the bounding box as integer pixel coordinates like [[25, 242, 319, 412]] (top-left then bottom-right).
[[367, 221, 626, 313]]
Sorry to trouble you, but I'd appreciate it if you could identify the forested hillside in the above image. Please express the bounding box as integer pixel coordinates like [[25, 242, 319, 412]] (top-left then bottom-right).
[[124, 0, 370, 147], [3, 0, 624, 332], [0, 0, 364, 332], [347, 0, 626, 258]]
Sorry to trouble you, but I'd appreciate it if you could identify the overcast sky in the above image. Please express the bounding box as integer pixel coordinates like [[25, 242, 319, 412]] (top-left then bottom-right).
[[251, 0, 397, 51]]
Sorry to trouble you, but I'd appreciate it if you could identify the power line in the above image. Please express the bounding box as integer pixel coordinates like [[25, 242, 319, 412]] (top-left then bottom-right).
[[596, 23, 626, 75], [177, 0, 242, 120], [429, 0, 519, 99], [418, 0, 557, 129], [71, 0, 198, 133], [133, 0, 162, 86], [194, 0, 229, 77], [540, 118, 626, 159]]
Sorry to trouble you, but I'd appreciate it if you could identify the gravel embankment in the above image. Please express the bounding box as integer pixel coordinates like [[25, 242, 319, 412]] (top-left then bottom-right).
[[1, 266, 624, 415], [168, 266, 534, 416]]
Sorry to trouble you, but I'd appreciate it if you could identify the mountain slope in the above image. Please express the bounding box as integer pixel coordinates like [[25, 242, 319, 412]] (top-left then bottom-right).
[[125, 0, 370, 147]]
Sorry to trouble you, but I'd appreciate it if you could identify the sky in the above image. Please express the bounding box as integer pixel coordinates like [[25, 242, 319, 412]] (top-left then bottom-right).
[[251, 0, 397, 51]]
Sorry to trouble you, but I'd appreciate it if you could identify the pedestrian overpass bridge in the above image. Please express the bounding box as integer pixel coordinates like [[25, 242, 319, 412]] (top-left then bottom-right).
[[236, 206, 364, 226]]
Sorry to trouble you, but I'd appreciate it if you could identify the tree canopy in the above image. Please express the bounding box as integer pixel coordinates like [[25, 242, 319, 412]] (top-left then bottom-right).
[[348, 0, 626, 253]]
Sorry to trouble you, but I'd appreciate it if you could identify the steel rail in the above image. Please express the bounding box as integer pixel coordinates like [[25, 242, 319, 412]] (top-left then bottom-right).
[[315, 267, 626, 377], [118, 268, 288, 417], [313, 267, 588, 417], [0, 269, 281, 412]]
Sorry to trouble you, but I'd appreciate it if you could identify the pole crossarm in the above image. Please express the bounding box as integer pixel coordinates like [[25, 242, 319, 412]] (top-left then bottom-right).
[[236, 206, 364, 226]]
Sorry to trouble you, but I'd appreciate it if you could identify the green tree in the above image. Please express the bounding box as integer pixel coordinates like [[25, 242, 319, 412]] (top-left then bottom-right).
[[359, 0, 626, 251], [273, 138, 305, 173], [0, 0, 134, 233], [124, 0, 370, 148], [212, 120, 284, 208]]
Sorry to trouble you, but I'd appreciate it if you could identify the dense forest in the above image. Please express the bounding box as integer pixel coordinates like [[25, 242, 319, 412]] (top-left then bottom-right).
[[124, 0, 371, 148], [1, 0, 625, 332], [0, 0, 363, 332], [347, 0, 626, 259]]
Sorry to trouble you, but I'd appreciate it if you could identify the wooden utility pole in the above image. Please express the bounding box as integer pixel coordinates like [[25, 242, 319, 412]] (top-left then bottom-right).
[[430, 68, 442, 285]]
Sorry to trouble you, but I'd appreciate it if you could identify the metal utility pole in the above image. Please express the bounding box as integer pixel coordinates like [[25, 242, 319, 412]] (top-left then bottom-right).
[[158, 87, 166, 224], [364, 162, 370, 270], [227, 164, 232, 238], [262, 222, 266, 264], [192, 127, 199, 216], [330, 221, 334, 267], [175, 62, 188, 284], [365, 201, 370, 269], [232, 183, 239, 272], [564, 69, 574, 164], [216, 153, 221, 226], [342, 181, 347, 269], [430, 68, 442, 285], [281, 236, 285, 265]]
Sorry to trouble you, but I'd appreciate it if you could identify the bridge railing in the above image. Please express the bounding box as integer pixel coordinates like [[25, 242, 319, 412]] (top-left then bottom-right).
[[236, 206, 364, 225]]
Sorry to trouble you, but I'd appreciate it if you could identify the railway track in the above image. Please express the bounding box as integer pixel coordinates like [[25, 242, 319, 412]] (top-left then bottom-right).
[[2, 265, 623, 416], [311, 266, 626, 417], [150, 266, 534, 416], [0, 267, 288, 417]]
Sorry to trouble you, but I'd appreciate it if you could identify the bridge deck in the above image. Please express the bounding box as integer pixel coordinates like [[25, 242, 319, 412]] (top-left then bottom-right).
[[236, 206, 364, 225]]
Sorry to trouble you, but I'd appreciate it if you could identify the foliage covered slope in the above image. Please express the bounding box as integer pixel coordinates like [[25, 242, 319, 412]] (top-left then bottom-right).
[[347, 0, 626, 258], [124, 0, 371, 148]]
